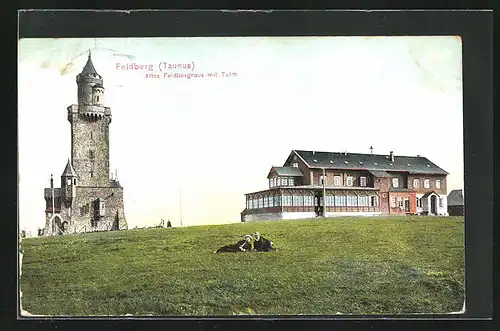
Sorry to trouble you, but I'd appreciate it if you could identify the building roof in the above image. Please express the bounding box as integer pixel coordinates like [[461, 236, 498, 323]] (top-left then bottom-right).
[[268, 166, 303, 178], [447, 189, 464, 206], [369, 170, 391, 177], [61, 159, 78, 177], [78, 51, 101, 77], [290, 150, 448, 175], [422, 191, 441, 198]]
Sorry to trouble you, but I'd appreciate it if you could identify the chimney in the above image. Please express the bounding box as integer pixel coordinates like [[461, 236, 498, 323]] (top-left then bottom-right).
[[50, 174, 54, 189], [390, 151, 394, 162]]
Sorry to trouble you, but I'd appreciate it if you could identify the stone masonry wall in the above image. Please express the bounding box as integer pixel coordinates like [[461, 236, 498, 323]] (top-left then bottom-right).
[[70, 112, 110, 187], [71, 186, 126, 233]]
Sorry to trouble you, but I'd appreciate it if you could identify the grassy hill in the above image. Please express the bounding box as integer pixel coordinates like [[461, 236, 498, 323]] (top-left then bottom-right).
[[20, 216, 464, 316]]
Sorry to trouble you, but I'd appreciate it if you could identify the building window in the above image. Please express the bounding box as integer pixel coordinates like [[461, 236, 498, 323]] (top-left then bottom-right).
[[89, 150, 94, 160], [413, 178, 420, 188], [360, 176, 367, 187], [358, 195, 369, 206], [99, 200, 106, 216], [269, 179, 273, 188], [73, 179, 77, 185], [346, 195, 357, 206], [66, 178, 71, 185], [439, 197, 443, 208], [397, 197, 403, 209], [424, 179, 430, 188], [96, 96, 100, 102], [346, 176, 353, 187], [416, 197, 421, 208], [292, 162, 298, 168], [289, 177, 295, 186], [436, 180, 441, 189], [319, 175, 326, 186], [392, 178, 399, 188], [282, 195, 292, 206], [370, 196, 378, 207], [292, 195, 304, 206], [391, 197, 396, 208], [90, 170, 93, 178], [304, 195, 314, 206], [263, 196, 269, 208], [335, 195, 346, 207], [334, 176, 341, 186]]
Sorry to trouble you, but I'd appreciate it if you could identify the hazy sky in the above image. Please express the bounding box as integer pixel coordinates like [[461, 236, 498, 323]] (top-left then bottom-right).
[[18, 36, 463, 234]]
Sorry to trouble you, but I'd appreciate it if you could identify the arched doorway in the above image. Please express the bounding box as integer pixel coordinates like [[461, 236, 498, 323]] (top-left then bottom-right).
[[430, 195, 437, 215], [52, 215, 63, 235]]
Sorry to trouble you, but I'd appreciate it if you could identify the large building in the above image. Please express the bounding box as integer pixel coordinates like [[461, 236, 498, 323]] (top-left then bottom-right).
[[241, 150, 449, 222], [43, 52, 127, 235]]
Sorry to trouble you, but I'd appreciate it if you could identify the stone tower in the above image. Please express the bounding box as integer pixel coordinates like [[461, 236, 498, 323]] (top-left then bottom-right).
[[43, 52, 127, 235]]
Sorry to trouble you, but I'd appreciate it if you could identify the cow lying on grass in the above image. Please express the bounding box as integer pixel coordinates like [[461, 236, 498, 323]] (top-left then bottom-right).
[[214, 234, 253, 253]]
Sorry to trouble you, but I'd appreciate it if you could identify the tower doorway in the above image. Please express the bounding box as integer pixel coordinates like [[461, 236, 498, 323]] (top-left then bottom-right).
[[52, 215, 63, 235]]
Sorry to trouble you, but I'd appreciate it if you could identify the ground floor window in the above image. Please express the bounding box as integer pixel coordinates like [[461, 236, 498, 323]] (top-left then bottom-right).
[[346, 195, 357, 206], [391, 197, 397, 208], [358, 195, 369, 206], [397, 197, 403, 209], [439, 197, 443, 208], [325, 195, 334, 206], [370, 196, 378, 207], [292, 195, 304, 206], [304, 195, 314, 206], [416, 197, 421, 208], [335, 195, 346, 206], [282, 195, 292, 206]]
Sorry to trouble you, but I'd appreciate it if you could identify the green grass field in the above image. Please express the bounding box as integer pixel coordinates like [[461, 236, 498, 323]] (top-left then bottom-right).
[[20, 216, 464, 316]]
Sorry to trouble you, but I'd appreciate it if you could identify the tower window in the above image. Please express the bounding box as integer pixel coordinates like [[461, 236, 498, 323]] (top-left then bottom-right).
[[89, 150, 94, 160], [96, 96, 100, 102], [73, 179, 77, 185], [90, 131, 93, 139], [90, 170, 94, 178]]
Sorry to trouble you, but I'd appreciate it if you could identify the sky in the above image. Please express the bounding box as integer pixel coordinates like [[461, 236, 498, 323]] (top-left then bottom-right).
[[18, 36, 463, 235]]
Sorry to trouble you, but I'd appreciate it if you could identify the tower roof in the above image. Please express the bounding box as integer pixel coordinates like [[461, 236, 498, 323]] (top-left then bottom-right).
[[78, 51, 100, 77], [61, 159, 78, 177]]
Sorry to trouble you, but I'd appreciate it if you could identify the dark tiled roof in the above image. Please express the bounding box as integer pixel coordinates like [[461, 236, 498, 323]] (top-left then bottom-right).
[[61, 160, 78, 177], [292, 150, 448, 175], [422, 191, 441, 198], [447, 189, 464, 206], [79, 53, 100, 77], [369, 170, 391, 177], [268, 166, 303, 177]]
